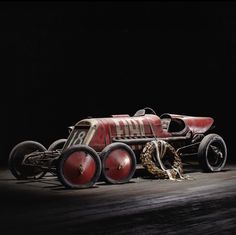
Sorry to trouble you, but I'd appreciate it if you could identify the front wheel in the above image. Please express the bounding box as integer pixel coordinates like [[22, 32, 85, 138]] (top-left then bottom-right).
[[57, 145, 102, 189], [8, 141, 47, 179], [198, 134, 227, 172], [100, 143, 137, 184]]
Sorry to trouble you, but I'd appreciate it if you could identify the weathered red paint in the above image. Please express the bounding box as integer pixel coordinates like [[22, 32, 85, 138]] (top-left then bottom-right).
[[9, 108, 226, 189], [183, 117, 214, 134], [70, 113, 214, 152], [103, 148, 133, 181], [63, 151, 96, 185], [161, 114, 214, 135]]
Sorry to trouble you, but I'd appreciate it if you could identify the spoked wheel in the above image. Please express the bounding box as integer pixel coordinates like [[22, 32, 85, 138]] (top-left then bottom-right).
[[57, 145, 101, 189], [198, 134, 227, 172], [8, 141, 47, 179], [48, 139, 67, 151], [100, 143, 136, 184]]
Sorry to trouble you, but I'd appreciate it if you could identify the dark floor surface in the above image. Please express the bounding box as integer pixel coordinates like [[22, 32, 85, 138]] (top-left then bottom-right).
[[0, 163, 235, 235]]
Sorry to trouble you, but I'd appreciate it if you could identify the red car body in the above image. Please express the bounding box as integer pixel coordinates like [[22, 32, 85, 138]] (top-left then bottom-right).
[[65, 113, 214, 152], [8, 108, 227, 189]]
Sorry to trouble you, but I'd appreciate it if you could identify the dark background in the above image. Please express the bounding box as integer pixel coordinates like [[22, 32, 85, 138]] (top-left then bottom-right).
[[0, 1, 234, 165]]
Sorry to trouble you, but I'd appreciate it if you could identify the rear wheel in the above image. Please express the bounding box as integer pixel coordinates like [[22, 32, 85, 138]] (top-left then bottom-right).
[[198, 134, 227, 172], [8, 141, 46, 179], [57, 145, 101, 189], [100, 143, 136, 184]]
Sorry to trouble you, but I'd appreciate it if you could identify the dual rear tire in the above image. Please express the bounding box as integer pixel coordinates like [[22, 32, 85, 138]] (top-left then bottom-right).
[[57, 143, 137, 188]]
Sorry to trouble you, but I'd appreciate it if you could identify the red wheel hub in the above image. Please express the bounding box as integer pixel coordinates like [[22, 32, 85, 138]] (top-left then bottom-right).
[[104, 149, 133, 181], [63, 151, 96, 185]]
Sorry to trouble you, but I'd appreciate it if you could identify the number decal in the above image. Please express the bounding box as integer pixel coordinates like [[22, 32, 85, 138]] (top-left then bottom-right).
[[74, 131, 86, 145], [67, 130, 87, 147]]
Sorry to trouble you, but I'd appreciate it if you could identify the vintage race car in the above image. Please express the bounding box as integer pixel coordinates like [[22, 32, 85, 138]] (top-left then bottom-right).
[[8, 107, 227, 189]]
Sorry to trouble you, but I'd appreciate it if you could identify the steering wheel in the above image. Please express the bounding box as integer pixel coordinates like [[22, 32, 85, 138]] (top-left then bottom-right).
[[134, 107, 157, 116]]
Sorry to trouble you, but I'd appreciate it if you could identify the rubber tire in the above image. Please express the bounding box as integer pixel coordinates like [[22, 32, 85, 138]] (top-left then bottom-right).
[[48, 139, 67, 151], [57, 145, 102, 189], [8, 140, 47, 179], [198, 134, 227, 172], [100, 143, 137, 184]]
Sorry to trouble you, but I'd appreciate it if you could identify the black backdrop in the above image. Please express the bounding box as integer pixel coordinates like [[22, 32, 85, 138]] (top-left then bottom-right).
[[0, 1, 234, 165]]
